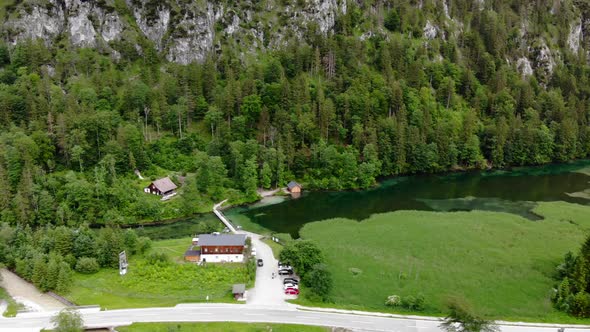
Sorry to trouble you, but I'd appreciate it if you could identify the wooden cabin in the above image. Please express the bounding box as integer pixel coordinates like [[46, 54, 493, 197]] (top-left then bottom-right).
[[287, 181, 302, 193], [197, 233, 246, 263], [144, 177, 178, 196]]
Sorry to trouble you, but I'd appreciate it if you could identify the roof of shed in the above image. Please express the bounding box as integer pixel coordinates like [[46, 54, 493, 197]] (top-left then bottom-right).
[[184, 249, 201, 256], [151, 177, 178, 192], [232, 284, 246, 294]]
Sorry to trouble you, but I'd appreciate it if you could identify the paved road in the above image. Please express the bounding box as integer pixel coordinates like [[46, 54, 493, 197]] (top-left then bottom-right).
[[241, 231, 293, 306], [1, 303, 588, 332]]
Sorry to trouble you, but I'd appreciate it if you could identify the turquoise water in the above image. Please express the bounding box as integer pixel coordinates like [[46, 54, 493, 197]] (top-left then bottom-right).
[[227, 161, 590, 237]]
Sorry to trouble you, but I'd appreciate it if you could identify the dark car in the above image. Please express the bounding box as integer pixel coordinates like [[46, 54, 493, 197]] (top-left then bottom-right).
[[278, 268, 293, 275], [283, 278, 299, 285], [257, 259, 263, 267]]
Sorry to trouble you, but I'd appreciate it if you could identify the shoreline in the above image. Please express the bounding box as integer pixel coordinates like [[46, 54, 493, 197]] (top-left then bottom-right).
[[103, 159, 590, 230]]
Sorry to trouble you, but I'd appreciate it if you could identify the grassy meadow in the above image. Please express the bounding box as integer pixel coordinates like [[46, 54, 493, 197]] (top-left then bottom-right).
[[299, 201, 590, 322], [65, 237, 250, 309], [117, 322, 328, 332]]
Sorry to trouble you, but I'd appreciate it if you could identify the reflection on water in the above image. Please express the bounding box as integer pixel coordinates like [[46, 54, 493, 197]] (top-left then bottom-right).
[[229, 161, 590, 238]]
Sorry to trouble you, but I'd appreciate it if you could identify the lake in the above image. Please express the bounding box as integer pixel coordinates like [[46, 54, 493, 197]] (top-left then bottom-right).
[[136, 161, 590, 239]]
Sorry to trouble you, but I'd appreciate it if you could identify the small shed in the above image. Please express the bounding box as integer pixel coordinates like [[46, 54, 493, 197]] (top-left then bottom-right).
[[232, 283, 246, 300], [184, 249, 200, 262], [144, 177, 178, 196], [287, 181, 302, 193]]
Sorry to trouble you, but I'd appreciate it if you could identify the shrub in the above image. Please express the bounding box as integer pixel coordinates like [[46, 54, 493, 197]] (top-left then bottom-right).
[[303, 263, 333, 301], [440, 296, 499, 332], [136, 236, 152, 254], [146, 252, 170, 266], [386, 295, 401, 307], [404, 293, 426, 311], [75, 257, 99, 274], [349, 267, 362, 276], [385, 294, 426, 311]]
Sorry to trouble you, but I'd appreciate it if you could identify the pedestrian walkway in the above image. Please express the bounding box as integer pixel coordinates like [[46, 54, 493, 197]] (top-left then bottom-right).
[[0, 269, 65, 312], [213, 200, 237, 233]]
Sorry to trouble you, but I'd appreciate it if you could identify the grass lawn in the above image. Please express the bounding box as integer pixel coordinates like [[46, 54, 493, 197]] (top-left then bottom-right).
[[65, 238, 251, 309], [117, 322, 328, 331], [262, 238, 283, 258], [150, 237, 193, 262], [299, 201, 590, 323]]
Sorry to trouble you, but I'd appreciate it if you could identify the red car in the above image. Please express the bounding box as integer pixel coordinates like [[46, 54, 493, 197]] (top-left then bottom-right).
[[285, 288, 299, 295]]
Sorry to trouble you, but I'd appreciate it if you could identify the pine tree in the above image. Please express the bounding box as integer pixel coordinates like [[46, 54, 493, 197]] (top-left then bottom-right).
[[56, 262, 73, 294], [260, 162, 272, 189]]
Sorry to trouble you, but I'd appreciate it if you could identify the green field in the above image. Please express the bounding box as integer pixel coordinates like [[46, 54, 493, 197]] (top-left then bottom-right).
[[299, 201, 590, 322], [150, 237, 194, 262], [65, 237, 250, 309], [117, 322, 328, 331]]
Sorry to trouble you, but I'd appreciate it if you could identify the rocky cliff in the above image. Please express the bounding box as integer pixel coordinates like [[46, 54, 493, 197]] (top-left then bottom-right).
[[1, 0, 344, 64], [1, 0, 589, 75]]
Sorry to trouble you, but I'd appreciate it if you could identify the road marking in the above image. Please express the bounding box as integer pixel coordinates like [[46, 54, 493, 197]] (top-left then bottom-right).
[[244, 313, 264, 316], [352, 320, 369, 323], [296, 316, 320, 319]]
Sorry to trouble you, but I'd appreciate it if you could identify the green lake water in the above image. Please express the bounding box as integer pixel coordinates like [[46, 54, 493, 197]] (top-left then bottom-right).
[[135, 161, 590, 239]]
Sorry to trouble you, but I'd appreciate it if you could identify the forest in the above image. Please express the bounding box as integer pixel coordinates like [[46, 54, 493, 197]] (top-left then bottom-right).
[[0, 0, 588, 230]]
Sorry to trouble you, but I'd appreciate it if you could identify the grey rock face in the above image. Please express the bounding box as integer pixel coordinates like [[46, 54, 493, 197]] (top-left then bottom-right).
[[0, 0, 585, 71]]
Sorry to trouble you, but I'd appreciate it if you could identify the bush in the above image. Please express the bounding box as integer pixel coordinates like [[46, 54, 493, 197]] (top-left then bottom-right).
[[403, 293, 426, 311], [386, 295, 401, 306], [385, 293, 426, 311], [303, 263, 333, 301], [146, 252, 170, 266], [440, 296, 499, 332], [75, 257, 99, 274], [136, 236, 152, 254]]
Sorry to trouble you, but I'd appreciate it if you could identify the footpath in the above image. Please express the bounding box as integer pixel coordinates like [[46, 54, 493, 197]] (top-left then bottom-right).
[[0, 268, 66, 313]]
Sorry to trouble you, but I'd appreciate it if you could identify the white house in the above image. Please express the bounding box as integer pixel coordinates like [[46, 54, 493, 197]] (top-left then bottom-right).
[[197, 234, 247, 263]]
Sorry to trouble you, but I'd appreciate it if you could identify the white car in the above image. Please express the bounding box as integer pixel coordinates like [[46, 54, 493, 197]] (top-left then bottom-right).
[[283, 283, 299, 290], [251, 248, 256, 256]]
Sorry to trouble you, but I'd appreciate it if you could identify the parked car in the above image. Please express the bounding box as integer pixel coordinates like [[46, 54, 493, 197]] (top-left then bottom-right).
[[283, 278, 299, 285], [278, 264, 292, 270], [251, 248, 257, 256], [285, 288, 299, 295], [283, 283, 299, 290], [257, 259, 263, 267], [278, 268, 293, 275]]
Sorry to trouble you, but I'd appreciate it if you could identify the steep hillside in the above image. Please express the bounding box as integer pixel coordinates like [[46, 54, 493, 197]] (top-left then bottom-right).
[[0, 1, 589, 227], [0, 0, 589, 73]]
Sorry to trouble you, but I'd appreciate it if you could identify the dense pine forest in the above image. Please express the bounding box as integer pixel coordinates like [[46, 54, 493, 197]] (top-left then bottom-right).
[[0, 0, 588, 230]]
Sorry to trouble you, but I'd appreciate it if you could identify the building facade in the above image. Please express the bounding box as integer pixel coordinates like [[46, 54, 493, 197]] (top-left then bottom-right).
[[197, 234, 247, 263]]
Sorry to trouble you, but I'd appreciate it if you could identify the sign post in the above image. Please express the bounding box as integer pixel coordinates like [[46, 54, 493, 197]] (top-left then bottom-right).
[[119, 251, 128, 275]]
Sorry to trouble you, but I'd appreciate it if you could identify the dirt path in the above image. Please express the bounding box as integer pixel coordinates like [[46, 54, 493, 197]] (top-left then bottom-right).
[[0, 269, 66, 312], [257, 188, 282, 197]]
